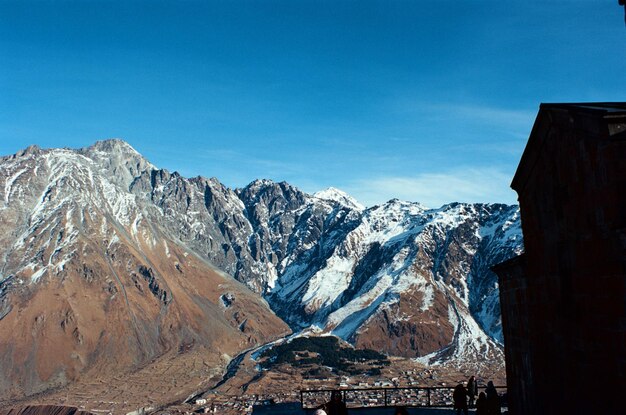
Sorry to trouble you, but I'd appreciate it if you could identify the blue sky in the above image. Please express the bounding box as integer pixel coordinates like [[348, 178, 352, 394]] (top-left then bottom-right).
[[1, 1, 625, 207]]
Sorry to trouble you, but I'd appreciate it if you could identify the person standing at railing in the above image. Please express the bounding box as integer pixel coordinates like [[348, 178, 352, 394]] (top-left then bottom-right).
[[321, 390, 348, 415], [466, 375, 478, 407], [453, 383, 469, 415], [485, 381, 500, 414], [475, 392, 488, 415], [393, 407, 408, 415]]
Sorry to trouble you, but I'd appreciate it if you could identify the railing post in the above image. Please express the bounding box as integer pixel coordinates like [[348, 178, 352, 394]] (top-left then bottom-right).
[[427, 388, 431, 407], [384, 388, 388, 407]]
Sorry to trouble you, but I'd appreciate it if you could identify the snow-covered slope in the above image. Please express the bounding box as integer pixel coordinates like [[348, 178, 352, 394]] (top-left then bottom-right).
[[259, 198, 522, 362]]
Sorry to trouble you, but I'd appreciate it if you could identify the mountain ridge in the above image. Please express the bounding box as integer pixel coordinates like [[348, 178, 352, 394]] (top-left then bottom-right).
[[0, 139, 522, 405]]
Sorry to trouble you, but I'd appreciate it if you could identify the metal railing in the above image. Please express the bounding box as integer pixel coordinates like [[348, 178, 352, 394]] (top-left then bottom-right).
[[300, 385, 507, 409]]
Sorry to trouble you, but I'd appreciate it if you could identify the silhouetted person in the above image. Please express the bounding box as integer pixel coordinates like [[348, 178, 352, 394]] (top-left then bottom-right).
[[393, 407, 408, 415], [322, 390, 348, 415], [453, 383, 468, 415], [466, 375, 478, 407], [475, 392, 488, 415], [485, 381, 500, 414]]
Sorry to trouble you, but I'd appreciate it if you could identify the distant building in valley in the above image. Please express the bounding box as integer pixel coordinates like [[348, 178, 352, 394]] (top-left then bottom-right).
[[493, 103, 626, 415]]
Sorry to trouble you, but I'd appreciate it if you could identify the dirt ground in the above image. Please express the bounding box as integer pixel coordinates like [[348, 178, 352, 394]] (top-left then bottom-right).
[[2, 346, 505, 415]]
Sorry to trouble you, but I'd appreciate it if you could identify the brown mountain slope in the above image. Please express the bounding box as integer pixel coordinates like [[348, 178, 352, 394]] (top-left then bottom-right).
[[0, 144, 290, 412]]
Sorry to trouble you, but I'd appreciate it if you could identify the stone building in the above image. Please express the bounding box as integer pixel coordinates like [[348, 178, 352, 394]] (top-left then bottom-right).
[[493, 103, 626, 414]]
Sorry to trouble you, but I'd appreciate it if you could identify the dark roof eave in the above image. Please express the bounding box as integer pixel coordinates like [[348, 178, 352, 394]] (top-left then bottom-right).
[[540, 102, 626, 115], [511, 102, 626, 195]]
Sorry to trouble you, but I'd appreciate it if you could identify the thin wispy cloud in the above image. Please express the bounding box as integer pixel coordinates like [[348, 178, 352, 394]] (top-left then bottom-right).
[[401, 101, 537, 131], [442, 104, 536, 128], [344, 168, 518, 209]]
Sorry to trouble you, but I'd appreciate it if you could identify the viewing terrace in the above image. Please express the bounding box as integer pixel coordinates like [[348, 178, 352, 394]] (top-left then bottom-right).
[[251, 385, 508, 414]]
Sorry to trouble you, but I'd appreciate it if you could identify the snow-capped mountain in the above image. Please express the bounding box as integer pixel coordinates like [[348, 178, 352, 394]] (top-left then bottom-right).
[[0, 141, 289, 403], [247, 195, 521, 362], [130, 155, 522, 360], [0, 139, 523, 399]]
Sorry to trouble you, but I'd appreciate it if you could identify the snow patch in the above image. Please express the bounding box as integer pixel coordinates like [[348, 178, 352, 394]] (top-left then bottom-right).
[[4, 168, 27, 205], [163, 240, 170, 257], [302, 256, 356, 308], [313, 187, 365, 211], [420, 284, 434, 311], [30, 267, 47, 283]]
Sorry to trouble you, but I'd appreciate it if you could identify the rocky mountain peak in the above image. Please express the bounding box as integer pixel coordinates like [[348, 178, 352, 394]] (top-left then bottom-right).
[[16, 144, 42, 158], [246, 178, 276, 189], [237, 179, 308, 216], [314, 187, 364, 211], [78, 139, 155, 190], [88, 138, 139, 155], [367, 198, 428, 224]]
